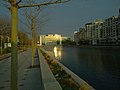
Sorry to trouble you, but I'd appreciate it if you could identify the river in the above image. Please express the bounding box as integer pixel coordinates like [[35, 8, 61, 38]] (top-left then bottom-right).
[[43, 46, 120, 90]]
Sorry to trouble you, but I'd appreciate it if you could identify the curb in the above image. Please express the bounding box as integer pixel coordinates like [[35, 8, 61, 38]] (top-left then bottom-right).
[[38, 48, 62, 90], [0, 50, 25, 61], [45, 49, 96, 90], [0, 53, 11, 61]]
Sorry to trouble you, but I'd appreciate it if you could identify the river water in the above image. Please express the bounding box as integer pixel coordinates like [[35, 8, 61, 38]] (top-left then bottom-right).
[[43, 46, 120, 90]]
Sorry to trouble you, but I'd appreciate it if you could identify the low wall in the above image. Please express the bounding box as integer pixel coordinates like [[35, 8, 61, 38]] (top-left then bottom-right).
[[38, 49, 62, 90], [0, 53, 11, 61], [46, 50, 95, 90]]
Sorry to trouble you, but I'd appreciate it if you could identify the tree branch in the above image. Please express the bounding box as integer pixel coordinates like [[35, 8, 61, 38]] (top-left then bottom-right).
[[16, 0, 22, 5], [18, 0, 70, 9]]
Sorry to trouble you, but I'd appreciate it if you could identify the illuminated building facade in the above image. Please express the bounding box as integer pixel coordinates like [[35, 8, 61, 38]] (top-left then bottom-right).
[[37, 34, 63, 46], [74, 9, 120, 46]]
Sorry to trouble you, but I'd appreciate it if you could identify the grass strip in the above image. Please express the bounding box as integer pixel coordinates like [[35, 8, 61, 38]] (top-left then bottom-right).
[[40, 49, 80, 90]]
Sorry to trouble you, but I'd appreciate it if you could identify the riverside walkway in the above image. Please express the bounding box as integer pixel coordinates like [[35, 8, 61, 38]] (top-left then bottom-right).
[[0, 47, 95, 90], [0, 48, 61, 90]]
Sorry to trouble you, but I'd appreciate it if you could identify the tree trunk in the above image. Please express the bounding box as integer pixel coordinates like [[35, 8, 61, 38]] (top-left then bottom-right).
[[31, 17, 36, 67], [11, 1, 18, 90], [0, 37, 2, 55]]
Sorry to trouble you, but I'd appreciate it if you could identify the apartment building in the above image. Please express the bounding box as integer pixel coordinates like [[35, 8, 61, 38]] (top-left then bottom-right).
[[92, 19, 103, 45], [101, 16, 118, 45], [116, 12, 120, 45], [85, 23, 92, 44], [74, 10, 120, 46], [74, 20, 103, 45], [74, 31, 80, 45], [79, 28, 85, 41]]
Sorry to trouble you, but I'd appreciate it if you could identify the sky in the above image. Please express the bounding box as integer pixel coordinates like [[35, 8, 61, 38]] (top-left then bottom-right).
[[41, 0, 120, 38], [0, 0, 120, 39]]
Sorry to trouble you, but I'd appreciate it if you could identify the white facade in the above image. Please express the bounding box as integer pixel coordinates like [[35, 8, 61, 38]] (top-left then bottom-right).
[[91, 19, 103, 45], [101, 16, 119, 45], [74, 10, 120, 46], [45, 34, 62, 45], [38, 34, 63, 46], [74, 31, 80, 44]]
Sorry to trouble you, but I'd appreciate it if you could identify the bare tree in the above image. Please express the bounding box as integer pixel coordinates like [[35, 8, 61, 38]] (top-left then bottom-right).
[[18, 29, 31, 47], [1, 0, 71, 90], [0, 16, 11, 37], [19, 0, 48, 67], [0, 16, 11, 54]]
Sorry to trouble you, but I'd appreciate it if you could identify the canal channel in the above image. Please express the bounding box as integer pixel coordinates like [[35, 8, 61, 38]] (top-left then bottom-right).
[[43, 46, 120, 90]]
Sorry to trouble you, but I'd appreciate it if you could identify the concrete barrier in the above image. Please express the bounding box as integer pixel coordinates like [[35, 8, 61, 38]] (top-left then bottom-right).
[[0, 53, 11, 61], [38, 49, 62, 90], [45, 49, 96, 90], [0, 50, 25, 61], [58, 62, 95, 90]]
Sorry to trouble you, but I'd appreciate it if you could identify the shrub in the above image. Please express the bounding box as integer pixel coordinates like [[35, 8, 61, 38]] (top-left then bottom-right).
[[0, 47, 11, 55]]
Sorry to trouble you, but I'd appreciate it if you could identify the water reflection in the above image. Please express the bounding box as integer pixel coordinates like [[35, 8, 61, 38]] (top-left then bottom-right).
[[60, 47, 120, 90], [53, 46, 62, 60], [75, 48, 104, 73], [43, 46, 120, 89]]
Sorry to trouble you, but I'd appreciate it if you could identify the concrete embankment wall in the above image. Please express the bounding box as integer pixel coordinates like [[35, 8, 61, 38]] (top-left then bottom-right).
[[38, 49, 62, 90], [45, 50, 95, 90], [58, 62, 95, 90]]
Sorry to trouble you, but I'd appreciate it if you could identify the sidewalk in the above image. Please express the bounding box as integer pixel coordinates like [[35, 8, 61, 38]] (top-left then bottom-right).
[[0, 49, 44, 90], [19, 49, 44, 90], [0, 50, 23, 61]]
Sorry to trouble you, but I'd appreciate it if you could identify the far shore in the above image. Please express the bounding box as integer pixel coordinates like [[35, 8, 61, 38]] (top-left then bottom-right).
[[62, 45, 120, 49]]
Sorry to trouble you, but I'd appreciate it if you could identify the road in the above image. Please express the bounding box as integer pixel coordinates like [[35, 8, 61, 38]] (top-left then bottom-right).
[[0, 49, 44, 90]]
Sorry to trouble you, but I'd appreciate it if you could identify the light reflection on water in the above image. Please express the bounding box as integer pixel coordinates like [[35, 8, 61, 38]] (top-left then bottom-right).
[[60, 47, 120, 90], [43, 46, 120, 90], [53, 46, 62, 60]]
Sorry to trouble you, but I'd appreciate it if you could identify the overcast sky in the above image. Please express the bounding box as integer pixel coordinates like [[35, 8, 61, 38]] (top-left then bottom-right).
[[0, 0, 120, 38]]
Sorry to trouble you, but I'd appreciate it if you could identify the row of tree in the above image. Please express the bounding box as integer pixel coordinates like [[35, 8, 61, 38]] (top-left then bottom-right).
[[0, 16, 11, 37], [1, 0, 71, 90], [0, 16, 32, 48]]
